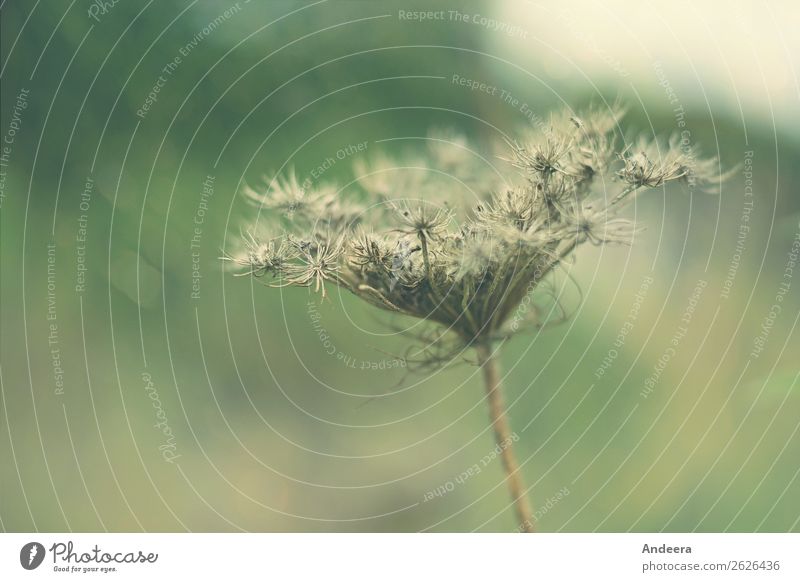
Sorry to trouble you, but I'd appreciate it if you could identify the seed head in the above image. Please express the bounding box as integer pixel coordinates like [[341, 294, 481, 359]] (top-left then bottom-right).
[[392, 201, 453, 240], [229, 104, 728, 344], [507, 134, 574, 177], [350, 230, 394, 272], [280, 239, 344, 298], [224, 232, 297, 277]]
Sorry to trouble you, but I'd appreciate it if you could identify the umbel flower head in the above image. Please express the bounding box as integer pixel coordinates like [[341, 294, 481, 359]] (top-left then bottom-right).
[[226, 104, 726, 533], [227, 105, 723, 347]]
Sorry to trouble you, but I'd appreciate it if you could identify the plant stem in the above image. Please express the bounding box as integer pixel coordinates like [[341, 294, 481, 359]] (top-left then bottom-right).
[[475, 343, 536, 532]]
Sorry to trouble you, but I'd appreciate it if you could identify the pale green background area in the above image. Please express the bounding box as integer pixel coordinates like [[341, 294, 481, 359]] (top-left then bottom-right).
[[1, 0, 798, 532]]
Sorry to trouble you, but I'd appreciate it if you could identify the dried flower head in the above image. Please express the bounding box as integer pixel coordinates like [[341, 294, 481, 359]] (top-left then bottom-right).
[[392, 200, 453, 240], [223, 232, 297, 277], [507, 134, 574, 177], [229, 104, 726, 347], [228, 103, 729, 533]]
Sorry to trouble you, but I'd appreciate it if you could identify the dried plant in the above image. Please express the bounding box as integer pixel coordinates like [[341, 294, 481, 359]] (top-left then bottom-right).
[[226, 104, 723, 532]]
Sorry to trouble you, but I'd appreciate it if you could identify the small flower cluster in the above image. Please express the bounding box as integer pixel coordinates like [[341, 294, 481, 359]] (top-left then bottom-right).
[[227, 105, 722, 346]]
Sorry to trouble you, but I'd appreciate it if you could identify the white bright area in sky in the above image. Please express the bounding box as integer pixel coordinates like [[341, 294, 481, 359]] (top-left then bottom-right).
[[492, 0, 798, 130]]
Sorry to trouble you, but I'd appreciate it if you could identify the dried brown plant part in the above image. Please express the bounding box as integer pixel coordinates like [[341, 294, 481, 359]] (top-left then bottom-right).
[[228, 104, 727, 532]]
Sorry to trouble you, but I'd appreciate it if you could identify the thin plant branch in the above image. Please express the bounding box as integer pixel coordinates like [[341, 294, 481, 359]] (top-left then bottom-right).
[[475, 342, 535, 532]]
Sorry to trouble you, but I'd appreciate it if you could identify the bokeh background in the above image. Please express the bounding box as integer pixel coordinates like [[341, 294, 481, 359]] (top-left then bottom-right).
[[1, 0, 798, 532]]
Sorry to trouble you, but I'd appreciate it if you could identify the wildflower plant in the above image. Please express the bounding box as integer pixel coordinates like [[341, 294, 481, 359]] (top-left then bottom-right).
[[226, 104, 723, 532]]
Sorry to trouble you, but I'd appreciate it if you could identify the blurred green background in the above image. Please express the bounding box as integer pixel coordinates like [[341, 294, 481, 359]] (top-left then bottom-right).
[[1, 0, 798, 532]]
